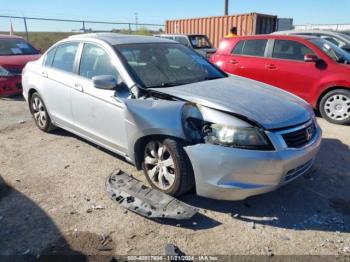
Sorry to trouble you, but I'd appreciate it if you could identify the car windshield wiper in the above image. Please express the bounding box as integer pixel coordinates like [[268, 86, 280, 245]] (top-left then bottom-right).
[[147, 82, 191, 88], [202, 76, 223, 81]]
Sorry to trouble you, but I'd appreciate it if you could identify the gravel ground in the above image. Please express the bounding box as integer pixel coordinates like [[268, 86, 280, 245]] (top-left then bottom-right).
[[0, 95, 350, 259]]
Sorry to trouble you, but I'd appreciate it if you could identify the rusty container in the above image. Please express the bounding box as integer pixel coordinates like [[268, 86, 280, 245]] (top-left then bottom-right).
[[165, 13, 277, 48]]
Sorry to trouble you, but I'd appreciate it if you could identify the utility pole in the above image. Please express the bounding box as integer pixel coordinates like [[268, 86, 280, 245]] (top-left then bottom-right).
[[224, 0, 229, 16]]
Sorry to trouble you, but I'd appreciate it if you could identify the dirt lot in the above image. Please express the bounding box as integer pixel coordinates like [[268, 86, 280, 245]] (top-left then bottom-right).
[[0, 95, 350, 259]]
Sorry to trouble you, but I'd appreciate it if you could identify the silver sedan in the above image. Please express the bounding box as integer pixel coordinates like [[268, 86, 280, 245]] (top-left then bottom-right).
[[22, 33, 322, 200]]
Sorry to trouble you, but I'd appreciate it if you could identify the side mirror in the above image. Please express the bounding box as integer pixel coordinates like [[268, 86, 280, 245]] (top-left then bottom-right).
[[92, 75, 117, 90], [341, 44, 350, 52], [304, 53, 319, 63]]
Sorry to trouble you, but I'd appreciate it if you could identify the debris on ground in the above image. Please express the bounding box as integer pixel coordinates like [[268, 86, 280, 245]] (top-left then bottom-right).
[[263, 247, 274, 257], [86, 204, 105, 213], [18, 120, 25, 124], [97, 234, 113, 252], [106, 169, 198, 220], [343, 246, 350, 253], [248, 221, 256, 229], [64, 165, 70, 169], [165, 244, 186, 257], [91, 205, 105, 210]]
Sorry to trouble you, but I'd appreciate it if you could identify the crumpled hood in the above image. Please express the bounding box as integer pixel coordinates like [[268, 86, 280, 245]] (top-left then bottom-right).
[[150, 76, 313, 130]]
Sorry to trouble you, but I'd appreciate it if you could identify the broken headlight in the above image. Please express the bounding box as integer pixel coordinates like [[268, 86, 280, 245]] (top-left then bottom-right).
[[182, 104, 273, 150], [204, 123, 272, 149]]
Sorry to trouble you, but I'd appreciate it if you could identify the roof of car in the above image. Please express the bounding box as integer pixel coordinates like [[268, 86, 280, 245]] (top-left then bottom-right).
[[0, 34, 23, 39], [273, 29, 340, 35], [225, 34, 318, 41], [68, 33, 175, 45]]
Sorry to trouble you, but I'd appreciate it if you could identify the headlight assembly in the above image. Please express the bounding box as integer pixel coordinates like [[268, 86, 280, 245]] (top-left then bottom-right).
[[0, 66, 12, 77], [204, 123, 272, 149], [182, 103, 274, 150]]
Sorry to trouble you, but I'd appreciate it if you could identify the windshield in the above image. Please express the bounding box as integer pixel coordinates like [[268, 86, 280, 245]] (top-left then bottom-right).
[[188, 35, 212, 49], [0, 38, 39, 56], [115, 43, 226, 88], [309, 38, 350, 64]]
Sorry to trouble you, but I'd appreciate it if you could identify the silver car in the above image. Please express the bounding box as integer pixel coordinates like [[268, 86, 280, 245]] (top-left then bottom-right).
[[273, 30, 350, 53], [22, 33, 322, 200]]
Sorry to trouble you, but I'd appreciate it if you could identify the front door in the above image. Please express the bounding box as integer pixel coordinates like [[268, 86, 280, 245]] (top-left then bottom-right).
[[263, 39, 322, 102], [70, 43, 128, 154]]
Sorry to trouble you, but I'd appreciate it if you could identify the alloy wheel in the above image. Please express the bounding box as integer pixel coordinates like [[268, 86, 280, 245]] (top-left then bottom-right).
[[32, 96, 47, 129], [144, 141, 176, 190]]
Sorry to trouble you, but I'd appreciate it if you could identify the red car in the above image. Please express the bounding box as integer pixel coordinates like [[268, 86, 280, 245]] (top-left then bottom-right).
[[211, 35, 350, 125], [0, 35, 41, 97]]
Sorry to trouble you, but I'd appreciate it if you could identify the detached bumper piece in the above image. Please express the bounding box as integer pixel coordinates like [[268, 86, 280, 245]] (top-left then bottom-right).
[[106, 170, 198, 220]]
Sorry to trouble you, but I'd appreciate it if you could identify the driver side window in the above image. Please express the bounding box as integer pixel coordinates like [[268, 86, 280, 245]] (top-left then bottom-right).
[[79, 43, 120, 80]]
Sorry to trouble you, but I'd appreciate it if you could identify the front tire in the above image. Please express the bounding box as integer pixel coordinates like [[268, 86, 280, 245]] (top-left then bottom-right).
[[29, 93, 55, 132], [319, 89, 350, 125], [142, 138, 194, 197]]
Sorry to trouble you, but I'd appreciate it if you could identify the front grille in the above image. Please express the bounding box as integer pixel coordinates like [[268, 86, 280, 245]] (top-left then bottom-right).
[[282, 122, 316, 148]]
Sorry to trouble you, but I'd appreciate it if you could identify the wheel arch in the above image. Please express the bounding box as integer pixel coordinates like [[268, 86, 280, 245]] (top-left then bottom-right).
[[316, 86, 350, 110], [133, 134, 190, 170]]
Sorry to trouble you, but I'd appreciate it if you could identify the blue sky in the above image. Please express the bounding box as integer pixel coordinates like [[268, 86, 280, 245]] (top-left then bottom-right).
[[1, 0, 350, 32]]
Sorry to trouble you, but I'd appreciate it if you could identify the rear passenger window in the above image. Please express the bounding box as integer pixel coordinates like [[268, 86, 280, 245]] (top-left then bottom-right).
[[232, 41, 244, 55], [52, 43, 79, 73], [79, 43, 119, 80], [272, 40, 315, 61], [44, 48, 56, 67], [242, 40, 267, 57]]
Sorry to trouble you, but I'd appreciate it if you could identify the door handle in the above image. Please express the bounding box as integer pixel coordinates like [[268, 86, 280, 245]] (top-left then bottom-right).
[[228, 59, 238, 64], [73, 82, 83, 91], [266, 64, 276, 70], [41, 71, 48, 78]]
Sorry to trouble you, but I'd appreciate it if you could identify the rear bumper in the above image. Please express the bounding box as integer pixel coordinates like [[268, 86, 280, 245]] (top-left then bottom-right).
[[0, 76, 22, 97], [184, 123, 322, 201]]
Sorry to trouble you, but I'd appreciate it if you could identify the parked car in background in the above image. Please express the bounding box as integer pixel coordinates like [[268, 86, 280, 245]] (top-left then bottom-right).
[[22, 33, 321, 200], [273, 30, 350, 53], [0, 34, 41, 97], [154, 34, 216, 58], [211, 35, 350, 125]]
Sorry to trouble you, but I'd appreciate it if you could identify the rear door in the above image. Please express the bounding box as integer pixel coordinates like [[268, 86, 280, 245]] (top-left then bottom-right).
[[221, 39, 271, 83], [40, 42, 79, 129], [263, 39, 322, 102]]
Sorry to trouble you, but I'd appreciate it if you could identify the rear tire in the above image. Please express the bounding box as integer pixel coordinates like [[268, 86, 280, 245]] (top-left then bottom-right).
[[29, 93, 55, 132], [319, 89, 350, 125], [142, 138, 194, 197]]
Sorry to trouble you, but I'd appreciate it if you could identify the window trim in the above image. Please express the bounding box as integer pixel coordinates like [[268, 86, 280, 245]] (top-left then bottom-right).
[[230, 39, 269, 58], [268, 39, 316, 62], [43, 47, 57, 68], [44, 41, 81, 75], [75, 41, 124, 83]]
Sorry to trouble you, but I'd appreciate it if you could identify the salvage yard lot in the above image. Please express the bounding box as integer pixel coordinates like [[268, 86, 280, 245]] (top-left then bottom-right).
[[0, 96, 350, 257]]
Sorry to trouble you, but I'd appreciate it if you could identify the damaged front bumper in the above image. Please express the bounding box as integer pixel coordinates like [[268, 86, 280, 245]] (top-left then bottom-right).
[[184, 123, 322, 201]]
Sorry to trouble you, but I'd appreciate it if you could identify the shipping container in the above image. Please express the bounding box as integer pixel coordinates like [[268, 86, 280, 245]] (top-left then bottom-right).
[[277, 18, 294, 31], [166, 13, 277, 48]]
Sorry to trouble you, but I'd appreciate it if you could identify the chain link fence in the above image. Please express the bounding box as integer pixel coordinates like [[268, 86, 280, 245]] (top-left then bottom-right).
[[0, 15, 165, 51]]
